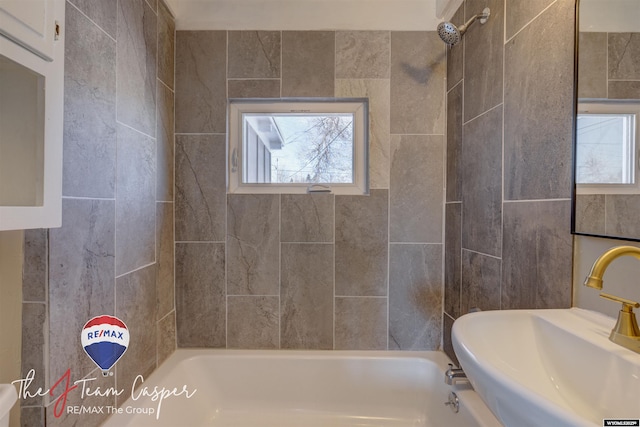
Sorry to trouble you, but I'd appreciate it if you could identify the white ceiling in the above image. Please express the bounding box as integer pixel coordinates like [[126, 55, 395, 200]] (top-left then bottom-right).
[[164, 0, 452, 31]]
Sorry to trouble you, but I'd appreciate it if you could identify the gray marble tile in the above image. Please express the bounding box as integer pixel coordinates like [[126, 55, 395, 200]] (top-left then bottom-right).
[[608, 33, 640, 80], [157, 81, 174, 202], [446, 82, 463, 202], [228, 31, 281, 78], [21, 303, 46, 406], [175, 134, 226, 242], [175, 243, 226, 347], [390, 135, 443, 243], [227, 194, 280, 295], [68, 0, 117, 38], [335, 79, 390, 189], [282, 31, 335, 97], [608, 81, 640, 100], [228, 79, 281, 98], [335, 297, 387, 350], [281, 244, 333, 349], [502, 200, 572, 309], [606, 195, 640, 240], [463, 0, 504, 122], [21, 406, 44, 427], [444, 202, 462, 319], [175, 31, 227, 133], [504, 0, 575, 200], [227, 296, 279, 349], [336, 31, 390, 78], [115, 124, 156, 276], [574, 194, 605, 235], [117, 0, 157, 137], [462, 106, 502, 257], [442, 313, 459, 366], [63, 4, 116, 198], [157, 0, 175, 89], [157, 311, 176, 366], [335, 189, 388, 296], [391, 31, 445, 134], [461, 250, 501, 314], [156, 202, 174, 318], [388, 244, 442, 350], [280, 194, 334, 243], [505, 0, 555, 41], [578, 32, 607, 99], [146, 0, 157, 13], [446, 6, 464, 91], [116, 264, 157, 393], [22, 229, 47, 302], [49, 198, 115, 388]]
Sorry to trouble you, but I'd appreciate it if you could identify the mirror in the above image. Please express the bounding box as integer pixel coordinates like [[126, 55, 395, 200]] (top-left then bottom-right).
[[574, 0, 640, 240]]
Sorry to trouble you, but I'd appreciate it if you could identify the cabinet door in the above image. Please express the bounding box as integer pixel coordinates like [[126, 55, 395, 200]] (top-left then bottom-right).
[[0, 0, 56, 61]]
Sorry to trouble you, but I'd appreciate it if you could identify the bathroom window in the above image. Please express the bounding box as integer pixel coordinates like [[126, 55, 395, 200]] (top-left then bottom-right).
[[228, 98, 369, 195], [576, 102, 640, 194]]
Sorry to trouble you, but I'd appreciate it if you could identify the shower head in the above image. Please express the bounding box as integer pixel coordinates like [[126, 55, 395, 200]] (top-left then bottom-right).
[[437, 7, 490, 46]]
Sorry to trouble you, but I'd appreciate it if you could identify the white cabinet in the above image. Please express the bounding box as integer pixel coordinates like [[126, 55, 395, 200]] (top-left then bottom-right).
[[0, 0, 64, 230]]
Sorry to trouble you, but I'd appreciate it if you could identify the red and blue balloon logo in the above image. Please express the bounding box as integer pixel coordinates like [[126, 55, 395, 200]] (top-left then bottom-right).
[[81, 315, 129, 374]]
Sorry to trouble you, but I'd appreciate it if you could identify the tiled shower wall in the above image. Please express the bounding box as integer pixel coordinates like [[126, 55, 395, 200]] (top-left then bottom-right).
[[20, 1, 175, 426], [174, 31, 447, 350], [443, 0, 576, 362]]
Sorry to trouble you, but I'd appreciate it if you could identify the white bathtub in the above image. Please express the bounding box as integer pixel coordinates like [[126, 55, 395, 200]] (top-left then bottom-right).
[[102, 349, 501, 427]]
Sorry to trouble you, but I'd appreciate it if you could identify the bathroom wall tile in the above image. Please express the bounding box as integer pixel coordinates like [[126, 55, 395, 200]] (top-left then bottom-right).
[[606, 195, 640, 240], [68, 0, 117, 38], [175, 243, 225, 347], [227, 296, 279, 349], [282, 31, 335, 97], [21, 303, 46, 407], [228, 79, 281, 98], [390, 31, 445, 134], [23, 229, 47, 302], [444, 203, 462, 319], [442, 313, 459, 366], [446, 81, 463, 202], [505, 0, 555, 41], [175, 134, 226, 241], [335, 297, 387, 350], [461, 250, 501, 313], [281, 244, 334, 349], [390, 135, 443, 243], [228, 31, 281, 78], [335, 79, 390, 189], [157, 311, 176, 366], [336, 31, 390, 78], [608, 33, 640, 80], [578, 32, 607, 99], [157, 81, 174, 202], [446, 5, 464, 91], [504, 0, 574, 200], [608, 81, 640, 100], [116, 265, 157, 393], [115, 124, 156, 276], [389, 244, 442, 350], [335, 189, 388, 296], [463, 0, 503, 122], [175, 31, 227, 133], [49, 198, 115, 386], [280, 194, 334, 243], [227, 194, 280, 295], [156, 202, 174, 318], [146, 0, 157, 13], [574, 194, 605, 235], [117, 0, 157, 137], [63, 4, 116, 198], [462, 106, 502, 257], [502, 200, 573, 309], [157, 0, 175, 89], [21, 406, 44, 427]]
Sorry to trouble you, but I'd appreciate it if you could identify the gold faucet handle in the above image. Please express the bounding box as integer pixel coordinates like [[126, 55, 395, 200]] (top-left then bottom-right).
[[599, 292, 640, 311]]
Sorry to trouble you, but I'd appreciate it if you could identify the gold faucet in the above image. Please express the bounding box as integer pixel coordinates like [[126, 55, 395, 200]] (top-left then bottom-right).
[[584, 246, 640, 354]]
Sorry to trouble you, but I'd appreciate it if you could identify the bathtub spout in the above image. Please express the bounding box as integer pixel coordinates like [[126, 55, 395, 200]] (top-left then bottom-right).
[[445, 364, 468, 385]]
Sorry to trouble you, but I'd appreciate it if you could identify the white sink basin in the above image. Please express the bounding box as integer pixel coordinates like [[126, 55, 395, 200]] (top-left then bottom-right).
[[0, 384, 17, 427], [452, 308, 640, 427]]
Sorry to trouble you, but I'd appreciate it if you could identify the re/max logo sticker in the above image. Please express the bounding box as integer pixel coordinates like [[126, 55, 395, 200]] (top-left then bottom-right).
[[604, 420, 640, 426], [85, 329, 124, 340]]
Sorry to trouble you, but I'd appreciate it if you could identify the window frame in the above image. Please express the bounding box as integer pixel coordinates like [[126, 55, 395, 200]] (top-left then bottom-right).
[[227, 98, 369, 195]]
